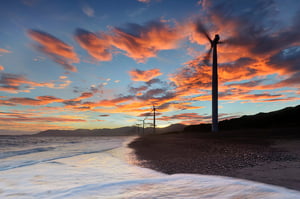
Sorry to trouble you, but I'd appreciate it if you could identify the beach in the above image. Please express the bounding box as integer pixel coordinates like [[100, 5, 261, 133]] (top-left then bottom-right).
[[129, 128, 300, 191], [1, 135, 300, 198]]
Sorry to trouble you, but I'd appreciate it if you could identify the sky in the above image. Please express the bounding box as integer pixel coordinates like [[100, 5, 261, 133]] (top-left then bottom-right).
[[0, 0, 300, 134]]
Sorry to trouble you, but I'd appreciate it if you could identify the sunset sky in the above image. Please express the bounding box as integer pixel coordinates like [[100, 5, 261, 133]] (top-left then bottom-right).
[[1, 0, 300, 134]]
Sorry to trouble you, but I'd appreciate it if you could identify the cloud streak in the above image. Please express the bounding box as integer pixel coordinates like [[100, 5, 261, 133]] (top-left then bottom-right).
[[0, 48, 11, 54], [28, 30, 79, 72], [129, 68, 162, 81], [82, 4, 95, 17], [4, 96, 63, 106], [0, 114, 85, 123], [0, 73, 71, 93]]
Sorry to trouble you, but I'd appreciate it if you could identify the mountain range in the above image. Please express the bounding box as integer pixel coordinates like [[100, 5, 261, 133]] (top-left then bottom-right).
[[36, 104, 300, 136]]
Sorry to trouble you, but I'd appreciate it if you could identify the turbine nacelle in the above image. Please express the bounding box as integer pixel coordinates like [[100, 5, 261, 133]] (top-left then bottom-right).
[[213, 34, 220, 44], [210, 34, 220, 48]]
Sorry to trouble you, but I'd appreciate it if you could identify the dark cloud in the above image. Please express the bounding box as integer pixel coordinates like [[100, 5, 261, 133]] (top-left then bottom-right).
[[63, 100, 81, 106], [226, 80, 265, 88], [250, 11, 300, 55], [99, 114, 110, 117], [129, 68, 162, 81], [268, 46, 300, 73], [200, 0, 300, 57], [129, 85, 148, 94], [73, 85, 104, 96], [6, 96, 62, 106], [261, 96, 300, 102], [138, 112, 162, 117], [137, 88, 167, 100], [201, 0, 277, 45], [146, 78, 162, 86], [269, 72, 300, 88], [78, 92, 94, 99]]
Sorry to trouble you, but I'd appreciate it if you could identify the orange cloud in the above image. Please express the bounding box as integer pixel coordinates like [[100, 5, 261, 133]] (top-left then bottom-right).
[[75, 20, 182, 63], [109, 21, 183, 62], [37, 95, 64, 103], [218, 58, 260, 83], [0, 65, 4, 71], [0, 73, 71, 93], [129, 68, 162, 81], [169, 58, 212, 97], [7, 96, 63, 106], [28, 29, 79, 72], [75, 29, 112, 61], [187, 20, 212, 46], [63, 91, 95, 108], [78, 92, 94, 99], [0, 48, 11, 54]]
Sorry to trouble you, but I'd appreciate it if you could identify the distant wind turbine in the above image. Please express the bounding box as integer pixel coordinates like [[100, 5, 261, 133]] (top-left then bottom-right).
[[141, 105, 157, 134], [152, 105, 156, 134], [196, 21, 223, 133]]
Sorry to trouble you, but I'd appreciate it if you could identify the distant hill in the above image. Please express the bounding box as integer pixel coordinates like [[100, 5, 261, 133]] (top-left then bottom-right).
[[36, 126, 137, 136], [36, 124, 186, 136], [36, 105, 300, 136], [184, 104, 300, 132]]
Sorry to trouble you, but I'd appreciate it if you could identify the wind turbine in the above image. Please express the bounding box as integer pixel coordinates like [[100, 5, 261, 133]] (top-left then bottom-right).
[[141, 105, 157, 134], [196, 21, 221, 133], [152, 105, 156, 134]]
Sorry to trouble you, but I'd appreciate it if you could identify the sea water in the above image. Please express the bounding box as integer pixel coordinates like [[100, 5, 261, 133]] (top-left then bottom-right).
[[0, 136, 299, 199]]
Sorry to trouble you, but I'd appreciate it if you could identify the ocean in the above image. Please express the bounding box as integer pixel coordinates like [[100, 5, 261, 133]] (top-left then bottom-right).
[[0, 135, 299, 199]]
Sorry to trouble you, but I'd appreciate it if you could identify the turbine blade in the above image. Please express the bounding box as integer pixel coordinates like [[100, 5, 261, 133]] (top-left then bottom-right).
[[203, 47, 212, 65], [196, 20, 212, 43]]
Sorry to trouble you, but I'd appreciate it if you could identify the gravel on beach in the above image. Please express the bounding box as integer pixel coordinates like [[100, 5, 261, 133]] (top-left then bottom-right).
[[128, 130, 300, 191]]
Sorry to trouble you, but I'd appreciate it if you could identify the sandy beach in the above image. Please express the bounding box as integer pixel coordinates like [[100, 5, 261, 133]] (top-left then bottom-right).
[[129, 128, 300, 191]]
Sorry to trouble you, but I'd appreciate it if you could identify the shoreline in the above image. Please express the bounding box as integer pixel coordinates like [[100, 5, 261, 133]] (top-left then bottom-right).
[[128, 129, 300, 191]]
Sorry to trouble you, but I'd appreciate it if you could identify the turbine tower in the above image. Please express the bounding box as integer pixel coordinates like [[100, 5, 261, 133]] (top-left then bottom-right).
[[196, 21, 221, 132], [211, 34, 220, 132], [153, 105, 156, 134]]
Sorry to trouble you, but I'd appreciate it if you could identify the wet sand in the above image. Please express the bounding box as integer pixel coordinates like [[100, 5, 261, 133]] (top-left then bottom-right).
[[128, 128, 300, 191]]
